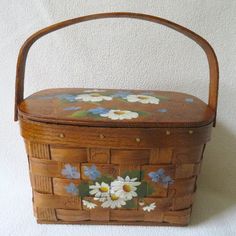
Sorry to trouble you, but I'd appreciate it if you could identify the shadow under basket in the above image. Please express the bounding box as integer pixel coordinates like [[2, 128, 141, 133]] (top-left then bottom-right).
[[15, 13, 219, 226]]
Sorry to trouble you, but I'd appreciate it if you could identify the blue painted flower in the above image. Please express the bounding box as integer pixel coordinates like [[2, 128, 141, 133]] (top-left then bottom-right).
[[84, 165, 101, 180], [112, 91, 131, 99], [148, 168, 173, 185], [61, 164, 80, 179], [88, 107, 110, 115], [158, 108, 168, 113], [57, 94, 77, 102], [64, 106, 81, 111], [148, 168, 165, 182], [185, 98, 194, 103], [65, 183, 79, 195], [161, 175, 173, 185]]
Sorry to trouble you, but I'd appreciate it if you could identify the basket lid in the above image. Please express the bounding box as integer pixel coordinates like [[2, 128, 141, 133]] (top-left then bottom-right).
[[18, 88, 215, 128]]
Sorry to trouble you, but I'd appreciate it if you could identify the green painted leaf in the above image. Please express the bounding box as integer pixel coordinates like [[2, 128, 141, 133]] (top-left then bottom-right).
[[70, 110, 88, 118], [155, 95, 169, 100], [122, 170, 141, 179], [86, 112, 102, 119], [136, 182, 147, 197], [136, 111, 150, 116], [78, 183, 90, 197], [115, 97, 126, 102], [60, 99, 77, 104], [147, 184, 155, 195], [140, 170, 145, 181], [95, 176, 114, 184], [122, 199, 137, 209]]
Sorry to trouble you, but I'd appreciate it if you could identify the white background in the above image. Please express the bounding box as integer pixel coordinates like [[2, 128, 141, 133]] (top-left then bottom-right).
[[0, 1, 236, 236]]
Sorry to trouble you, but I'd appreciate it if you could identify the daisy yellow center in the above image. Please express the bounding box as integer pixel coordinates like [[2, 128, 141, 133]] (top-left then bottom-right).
[[137, 95, 149, 100], [90, 93, 101, 97], [99, 186, 109, 192], [111, 194, 119, 201], [114, 111, 126, 115], [123, 184, 132, 192]]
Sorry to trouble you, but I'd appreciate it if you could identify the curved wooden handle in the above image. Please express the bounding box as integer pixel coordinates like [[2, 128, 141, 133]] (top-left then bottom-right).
[[15, 12, 219, 126]]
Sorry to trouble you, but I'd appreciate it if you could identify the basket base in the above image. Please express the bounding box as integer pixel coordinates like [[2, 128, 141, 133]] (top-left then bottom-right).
[[37, 219, 189, 226]]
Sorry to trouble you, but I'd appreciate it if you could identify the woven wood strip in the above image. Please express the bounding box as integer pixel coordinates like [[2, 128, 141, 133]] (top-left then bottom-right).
[[56, 209, 90, 221], [50, 147, 87, 162], [172, 192, 196, 210], [35, 208, 57, 221], [26, 142, 51, 159], [163, 208, 191, 225], [88, 148, 111, 163], [111, 149, 150, 165], [29, 158, 80, 178], [30, 174, 53, 193], [110, 210, 144, 221], [34, 191, 82, 209], [172, 145, 204, 164], [53, 178, 81, 196], [29, 157, 201, 181], [90, 209, 110, 221], [169, 177, 196, 197], [81, 163, 118, 180]]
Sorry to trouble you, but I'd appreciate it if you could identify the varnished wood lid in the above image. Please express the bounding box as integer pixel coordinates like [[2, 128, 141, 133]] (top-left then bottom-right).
[[18, 88, 215, 128]]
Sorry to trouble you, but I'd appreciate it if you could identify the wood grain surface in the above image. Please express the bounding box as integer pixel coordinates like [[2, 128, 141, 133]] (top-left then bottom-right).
[[19, 88, 215, 128]]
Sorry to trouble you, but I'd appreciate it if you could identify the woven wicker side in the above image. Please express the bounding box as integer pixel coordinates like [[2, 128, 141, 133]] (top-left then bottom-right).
[[25, 141, 57, 221], [25, 139, 205, 225]]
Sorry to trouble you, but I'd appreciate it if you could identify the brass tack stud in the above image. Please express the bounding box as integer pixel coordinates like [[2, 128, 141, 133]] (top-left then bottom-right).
[[166, 130, 171, 135], [136, 137, 141, 143], [189, 130, 194, 134], [99, 134, 105, 139], [59, 133, 65, 138]]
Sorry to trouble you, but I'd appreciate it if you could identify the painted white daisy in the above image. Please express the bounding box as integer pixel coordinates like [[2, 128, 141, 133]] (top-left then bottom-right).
[[82, 200, 97, 209], [93, 197, 107, 202], [89, 182, 110, 200], [111, 176, 141, 200], [126, 94, 160, 104], [143, 202, 156, 212], [101, 194, 126, 209], [75, 93, 112, 102], [100, 109, 139, 120]]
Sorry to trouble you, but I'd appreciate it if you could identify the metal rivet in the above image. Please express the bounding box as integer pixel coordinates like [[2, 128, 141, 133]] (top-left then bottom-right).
[[189, 130, 194, 134], [136, 138, 141, 143], [59, 133, 65, 138], [166, 130, 171, 135], [99, 134, 105, 139]]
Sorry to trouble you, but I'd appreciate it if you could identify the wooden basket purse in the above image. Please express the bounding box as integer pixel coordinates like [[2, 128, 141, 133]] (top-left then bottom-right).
[[15, 12, 219, 226]]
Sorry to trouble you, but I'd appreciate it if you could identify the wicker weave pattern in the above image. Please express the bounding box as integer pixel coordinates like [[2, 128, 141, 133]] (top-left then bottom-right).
[[25, 140, 204, 225]]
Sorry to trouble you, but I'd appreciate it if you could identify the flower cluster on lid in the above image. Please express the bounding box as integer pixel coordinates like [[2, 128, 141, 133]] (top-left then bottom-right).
[[57, 89, 161, 105]]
